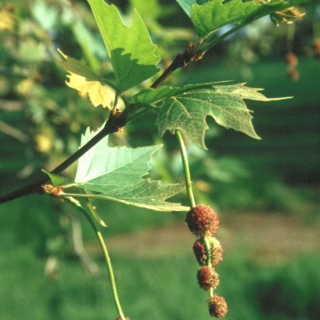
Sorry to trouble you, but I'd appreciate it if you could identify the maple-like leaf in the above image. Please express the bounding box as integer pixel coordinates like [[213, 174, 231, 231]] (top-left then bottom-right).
[[131, 82, 226, 105], [55, 50, 115, 109], [154, 83, 289, 149], [45, 127, 188, 212], [87, 0, 160, 92], [177, 0, 310, 37]]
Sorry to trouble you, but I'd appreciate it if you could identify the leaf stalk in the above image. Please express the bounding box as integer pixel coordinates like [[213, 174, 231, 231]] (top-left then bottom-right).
[[0, 113, 120, 204], [66, 197, 126, 320], [175, 130, 196, 208]]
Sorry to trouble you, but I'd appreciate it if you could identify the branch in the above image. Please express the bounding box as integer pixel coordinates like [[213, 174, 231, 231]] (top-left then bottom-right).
[[151, 43, 204, 89], [0, 43, 203, 205], [0, 112, 122, 204]]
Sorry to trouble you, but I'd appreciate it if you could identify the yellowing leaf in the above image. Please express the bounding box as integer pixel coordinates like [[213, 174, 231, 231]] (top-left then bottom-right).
[[56, 49, 117, 109], [66, 73, 114, 108]]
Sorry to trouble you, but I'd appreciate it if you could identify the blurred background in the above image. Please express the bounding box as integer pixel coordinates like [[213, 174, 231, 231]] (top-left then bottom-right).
[[0, 0, 319, 319]]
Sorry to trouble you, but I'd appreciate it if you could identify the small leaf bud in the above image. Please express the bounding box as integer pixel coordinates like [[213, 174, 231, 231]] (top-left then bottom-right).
[[185, 205, 219, 236], [197, 266, 219, 291], [208, 295, 228, 318]]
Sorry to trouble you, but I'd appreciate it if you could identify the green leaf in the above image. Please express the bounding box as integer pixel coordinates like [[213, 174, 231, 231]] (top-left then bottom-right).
[[131, 82, 226, 105], [55, 49, 103, 82], [191, 0, 310, 37], [42, 170, 70, 186], [130, 0, 172, 19], [175, 0, 197, 16], [70, 127, 188, 212], [74, 127, 160, 185], [87, 0, 160, 92], [156, 83, 290, 149], [80, 180, 188, 212], [175, 0, 210, 17]]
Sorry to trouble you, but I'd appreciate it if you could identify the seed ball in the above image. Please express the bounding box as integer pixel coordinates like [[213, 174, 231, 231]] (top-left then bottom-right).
[[208, 295, 228, 318], [185, 205, 219, 236], [197, 266, 219, 291], [193, 239, 207, 266]]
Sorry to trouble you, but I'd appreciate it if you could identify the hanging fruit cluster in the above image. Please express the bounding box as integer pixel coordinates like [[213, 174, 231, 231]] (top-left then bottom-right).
[[185, 205, 227, 318]]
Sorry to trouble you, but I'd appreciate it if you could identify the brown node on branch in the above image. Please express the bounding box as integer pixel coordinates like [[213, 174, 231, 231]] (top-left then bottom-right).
[[42, 184, 64, 201], [184, 42, 205, 65]]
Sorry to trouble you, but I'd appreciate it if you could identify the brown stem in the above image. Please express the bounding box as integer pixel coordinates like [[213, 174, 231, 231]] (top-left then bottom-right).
[[0, 113, 121, 204], [151, 46, 198, 89]]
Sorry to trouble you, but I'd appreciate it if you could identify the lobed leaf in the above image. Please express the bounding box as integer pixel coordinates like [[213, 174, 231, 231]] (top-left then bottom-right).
[[87, 0, 160, 92], [175, 0, 197, 16], [156, 83, 289, 149], [77, 180, 188, 212], [191, 0, 310, 37], [46, 127, 188, 212], [130, 82, 227, 105], [74, 127, 161, 184]]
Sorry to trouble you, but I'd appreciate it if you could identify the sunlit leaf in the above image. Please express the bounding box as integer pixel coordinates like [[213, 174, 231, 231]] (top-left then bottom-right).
[[55, 49, 115, 109], [87, 0, 160, 92], [74, 127, 159, 184], [156, 83, 290, 149], [46, 127, 188, 212], [65, 73, 115, 108]]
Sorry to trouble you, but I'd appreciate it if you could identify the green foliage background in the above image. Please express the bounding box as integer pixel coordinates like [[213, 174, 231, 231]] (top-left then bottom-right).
[[0, 0, 319, 319]]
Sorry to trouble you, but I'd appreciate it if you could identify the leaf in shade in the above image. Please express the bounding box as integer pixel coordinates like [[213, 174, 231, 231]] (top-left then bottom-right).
[[55, 49, 102, 82], [87, 0, 160, 92], [191, 0, 310, 37], [156, 83, 290, 149]]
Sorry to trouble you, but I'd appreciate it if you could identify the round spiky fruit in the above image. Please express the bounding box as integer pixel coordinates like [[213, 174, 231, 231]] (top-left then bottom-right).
[[197, 266, 219, 291], [185, 205, 219, 236], [208, 295, 228, 318], [193, 237, 223, 267]]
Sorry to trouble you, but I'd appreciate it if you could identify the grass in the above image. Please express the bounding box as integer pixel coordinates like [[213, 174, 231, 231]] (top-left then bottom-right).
[[1, 242, 319, 320]]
